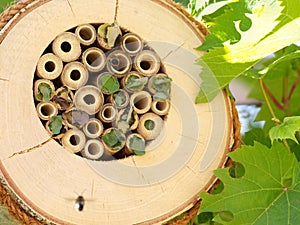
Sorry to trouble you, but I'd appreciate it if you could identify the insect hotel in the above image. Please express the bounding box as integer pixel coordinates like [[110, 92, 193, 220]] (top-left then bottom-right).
[[0, 0, 239, 224]]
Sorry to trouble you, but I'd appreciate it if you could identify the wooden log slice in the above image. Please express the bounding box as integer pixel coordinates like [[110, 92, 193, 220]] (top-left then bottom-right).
[[0, 0, 239, 224]]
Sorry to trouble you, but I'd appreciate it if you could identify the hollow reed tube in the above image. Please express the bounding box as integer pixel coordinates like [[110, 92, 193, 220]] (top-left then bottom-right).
[[151, 100, 170, 116], [52, 32, 82, 62], [83, 118, 104, 139], [121, 33, 143, 56], [80, 139, 105, 160], [137, 112, 164, 140], [36, 53, 63, 80], [82, 47, 106, 72], [61, 62, 88, 90], [133, 50, 161, 76], [61, 129, 86, 153], [130, 91, 152, 114], [98, 103, 117, 123], [36, 102, 58, 121], [74, 85, 104, 115], [34, 79, 55, 102], [106, 50, 132, 78], [75, 24, 97, 46]]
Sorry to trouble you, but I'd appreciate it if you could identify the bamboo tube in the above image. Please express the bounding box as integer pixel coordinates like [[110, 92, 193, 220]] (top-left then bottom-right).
[[121, 33, 144, 56], [98, 103, 117, 123], [34, 79, 55, 102], [83, 118, 103, 139], [36, 53, 63, 80], [121, 72, 147, 93], [125, 133, 146, 156], [137, 112, 164, 140], [74, 85, 104, 115], [133, 50, 161, 76], [53, 87, 74, 111], [62, 109, 90, 129], [61, 62, 88, 90], [61, 129, 86, 153], [130, 91, 152, 114], [106, 50, 132, 78], [75, 24, 97, 46], [101, 128, 126, 154], [36, 101, 58, 121], [151, 100, 171, 116], [52, 32, 82, 62], [109, 89, 130, 109], [82, 47, 106, 72], [80, 139, 105, 160]]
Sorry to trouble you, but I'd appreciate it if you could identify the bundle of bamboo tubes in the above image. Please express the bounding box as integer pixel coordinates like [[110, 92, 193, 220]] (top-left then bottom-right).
[[33, 23, 172, 160]]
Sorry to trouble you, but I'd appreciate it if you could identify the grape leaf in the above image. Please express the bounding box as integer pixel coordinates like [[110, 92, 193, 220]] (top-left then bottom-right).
[[196, 0, 300, 102], [269, 116, 300, 143], [199, 142, 300, 225]]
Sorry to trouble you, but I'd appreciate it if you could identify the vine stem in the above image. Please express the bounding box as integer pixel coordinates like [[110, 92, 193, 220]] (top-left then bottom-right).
[[259, 79, 281, 125], [259, 78, 290, 150]]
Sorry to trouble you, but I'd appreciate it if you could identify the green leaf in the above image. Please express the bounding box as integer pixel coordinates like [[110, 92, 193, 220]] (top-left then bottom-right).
[[196, 0, 300, 102], [129, 135, 146, 155], [269, 116, 300, 143], [97, 23, 121, 48], [102, 129, 125, 150], [125, 77, 148, 91], [38, 83, 52, 102], [98, 73, 120, 94], [49, 115, 62, 135], [243, 128, 271, 147], [153, 91, 169, 101], [199, 142, 300, 224], [113, 91, 126, 107]]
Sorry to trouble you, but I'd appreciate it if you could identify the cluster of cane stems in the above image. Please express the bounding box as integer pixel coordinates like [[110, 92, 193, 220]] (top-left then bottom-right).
[[33, 23, 171, 160]]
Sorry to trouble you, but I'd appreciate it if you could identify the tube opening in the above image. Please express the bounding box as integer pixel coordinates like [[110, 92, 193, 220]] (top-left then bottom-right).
[[61, 41, 72, 52], [156, 101, 168, 111], [140, 60, 152, 70], [109, 53, 130, 73], [40, 104, 55, 117], [124, 36, 141, 52], [45, 61, 55, 72], [102, 107, 115, 120], [88, 143, 100, 155], [144, 120, 155, 131], [70, 69, 81, 81], [79, 28, 93, 41], [134, 96, 150, 110], [70, 134, 80, 146], [83, 94, 96, 105], [87, 122, 99, 135], [86, 51, 103, 67]]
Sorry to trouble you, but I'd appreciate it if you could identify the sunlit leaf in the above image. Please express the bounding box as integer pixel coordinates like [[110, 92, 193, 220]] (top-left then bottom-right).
[[270, 116, 300, 143]]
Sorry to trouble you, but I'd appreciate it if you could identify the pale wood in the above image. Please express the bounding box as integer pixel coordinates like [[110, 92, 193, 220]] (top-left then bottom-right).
[[0, 0, 234, 225]]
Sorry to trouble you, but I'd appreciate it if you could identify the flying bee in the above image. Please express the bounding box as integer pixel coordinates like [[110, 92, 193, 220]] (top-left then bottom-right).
[[75, 195, 85, 212], [72, 179, 94, 212]]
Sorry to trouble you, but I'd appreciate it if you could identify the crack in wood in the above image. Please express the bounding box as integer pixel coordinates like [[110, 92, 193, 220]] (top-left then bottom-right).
[[114, 0, 119, 23], [0, 78, 9, 81], [66, 0, 75, 17], [8, 138, 52, 159], [131, 157, 150, 185], [162, 41, 186, 61]]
